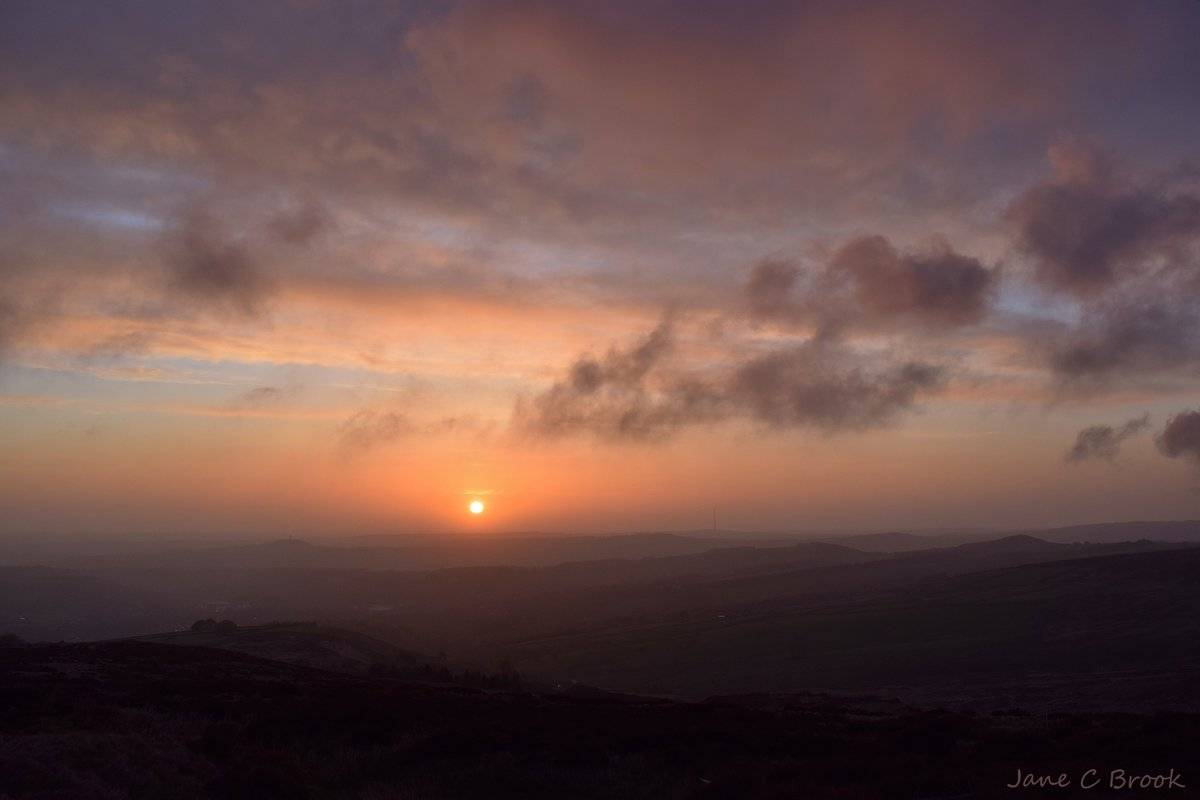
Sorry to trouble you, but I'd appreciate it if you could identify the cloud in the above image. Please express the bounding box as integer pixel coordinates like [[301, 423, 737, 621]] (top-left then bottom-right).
[[571, 317, 673, 392], [1064, 413, 1149, 462], [0, 0, 1152, 247], [1008, 141, 1200, 296], [429, 414, 498, 440], [81, 331, 158, 361], [515, 319, 946, 442], [731, 341, 945, 431], [745, 260, 802, 318], [336, 407, 500, 452], [229, 385, 302, 411], [1, 1, 1197, 433], [1048, 293, 1200, 380], [1004, 145, 1200, 386], [337, 408, 415, 451], [236, 386, 284, 406], [0, 275, 62, 365], [827, 235, 995, 328], [1156, 410, 1200, 469], [163, 213, 275, 319], [744, 234, 995, 333], [268, 199, 332, 245], [512, 319, 726, 441]]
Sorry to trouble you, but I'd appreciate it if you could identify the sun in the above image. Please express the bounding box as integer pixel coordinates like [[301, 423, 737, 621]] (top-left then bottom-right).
[[468, 499, 485, 515]]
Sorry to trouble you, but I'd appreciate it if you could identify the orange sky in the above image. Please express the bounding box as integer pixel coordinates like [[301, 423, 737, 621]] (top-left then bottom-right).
[[3, 1, 1200, 536]]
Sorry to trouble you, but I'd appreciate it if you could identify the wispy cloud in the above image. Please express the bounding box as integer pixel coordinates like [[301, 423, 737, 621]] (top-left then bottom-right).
[[514, 316, 947, 442], [1065, 413, 1150, 462]]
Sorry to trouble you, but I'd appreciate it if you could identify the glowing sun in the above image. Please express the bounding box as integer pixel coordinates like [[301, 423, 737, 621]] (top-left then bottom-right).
[[468, 499, 485, 515]]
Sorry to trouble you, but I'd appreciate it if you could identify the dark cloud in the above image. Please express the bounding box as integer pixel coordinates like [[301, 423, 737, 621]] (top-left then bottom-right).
[[513, 320, 726, 442], [731, 341, 945, 431], [744, 235, 995, 332], [515, 320, 946, 442], [338, 409, 415, 451], [1008, 145, 1200, 386], [518, 375, 725, 442], [229, 385, 301, 411], [0, 0, 1166, 251], [827, 235, 995, 328], [237, 386, 284, 405], [2, 1, 1197, 423], [268, 199, 332, 245], [1048, 293, 1200, 380], [337, 408, 498, 451], [745, 260, 801, 318], [1065, 413, 1149, 462], [1156, 410, 1200, 468], [1008, 142, 1200, 296], [165, 213, 274, 318], [573, 318, 673, 392]]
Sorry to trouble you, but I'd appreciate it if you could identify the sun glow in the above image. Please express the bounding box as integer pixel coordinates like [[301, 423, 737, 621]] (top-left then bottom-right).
[[468, 499, 485, 515]]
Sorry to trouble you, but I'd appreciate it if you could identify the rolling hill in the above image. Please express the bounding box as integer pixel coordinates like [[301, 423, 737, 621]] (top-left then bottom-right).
[[490, 546, 1200, 709], [134, 622, 426, 675], [1, 639, 1196, 799]]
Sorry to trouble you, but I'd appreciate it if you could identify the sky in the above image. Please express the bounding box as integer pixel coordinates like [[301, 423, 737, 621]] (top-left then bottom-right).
[[3, 0, 1200, 537]]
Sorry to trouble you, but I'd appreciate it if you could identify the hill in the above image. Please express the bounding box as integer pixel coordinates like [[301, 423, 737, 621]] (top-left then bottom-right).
[[53, 532, 807, 573], [0, 566, 187, 641], [134, 622, 425, 675], [1027, 519, 1200, 544], [813, 530, 981, 551], [0, 640, 1196, 799], [492, 546, 1200, 709]]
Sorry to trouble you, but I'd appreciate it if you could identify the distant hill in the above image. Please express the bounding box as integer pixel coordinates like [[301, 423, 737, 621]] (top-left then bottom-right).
[[1025, 519, 1200, 544], [134, 622, 424, 675], [0, 566, 187, 641], [7, 532, 1188, 655], [52, 531, 807, 572], [494, 545, 1200, 709], [25, 522, 1200, 575], [945, 533, 1062, 554], [813, 530, 982, 551], [485, 540, 875, 589], [804, 521, 1200, 551], [2, 640, 1197, 799]]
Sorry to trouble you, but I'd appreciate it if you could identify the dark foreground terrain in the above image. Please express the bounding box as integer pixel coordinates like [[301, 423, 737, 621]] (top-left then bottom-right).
[[1, 640, 1197, 800], [3, 524, 1200, 798]]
